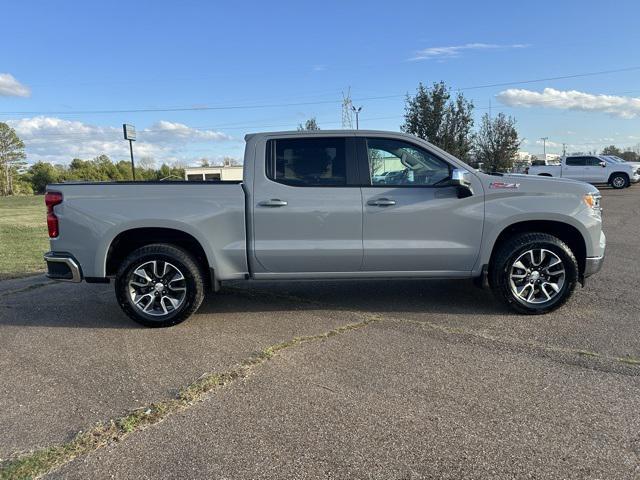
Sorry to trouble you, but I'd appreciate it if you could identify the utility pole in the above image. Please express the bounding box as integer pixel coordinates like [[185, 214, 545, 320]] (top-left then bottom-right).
[[540, 137, 549, 160], [123, 124, 137, 180], [351, 105, 362, 130], [562, 143, 567, 157]]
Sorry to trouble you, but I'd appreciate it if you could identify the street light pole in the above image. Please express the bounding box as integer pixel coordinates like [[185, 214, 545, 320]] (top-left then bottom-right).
[[540, 137, 549, 159], [351, 105, 362, 130]]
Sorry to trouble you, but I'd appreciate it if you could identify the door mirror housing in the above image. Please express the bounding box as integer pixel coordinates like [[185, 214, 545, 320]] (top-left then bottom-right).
[[450, 168, 473, 198], [600, 161, 607, 168]]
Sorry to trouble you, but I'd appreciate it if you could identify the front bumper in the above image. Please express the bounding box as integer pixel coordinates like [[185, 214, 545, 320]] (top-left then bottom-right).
[[44, 252, 82, 282], [584, 255, 604, 278]]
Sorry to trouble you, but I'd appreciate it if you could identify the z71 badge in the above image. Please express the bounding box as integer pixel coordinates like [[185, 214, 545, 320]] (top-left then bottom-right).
[[489, 181, 520, 189]]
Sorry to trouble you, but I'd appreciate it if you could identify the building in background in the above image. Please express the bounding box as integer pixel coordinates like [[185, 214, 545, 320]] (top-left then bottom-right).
[[184, 164, 244, 181]]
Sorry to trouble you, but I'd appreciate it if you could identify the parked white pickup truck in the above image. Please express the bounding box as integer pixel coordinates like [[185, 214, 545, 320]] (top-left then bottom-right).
[[44, 130, 606, 327], [527, 154, 640, 188]]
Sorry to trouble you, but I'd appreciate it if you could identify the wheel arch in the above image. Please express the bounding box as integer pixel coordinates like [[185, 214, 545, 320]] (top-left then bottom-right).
[[608, 171, 629, 183], [488, 220, 587, 276], [105, 227, 214, 287]]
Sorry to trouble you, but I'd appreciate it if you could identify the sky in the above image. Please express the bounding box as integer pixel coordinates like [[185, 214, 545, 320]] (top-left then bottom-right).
[[1, 0, 640, 166]]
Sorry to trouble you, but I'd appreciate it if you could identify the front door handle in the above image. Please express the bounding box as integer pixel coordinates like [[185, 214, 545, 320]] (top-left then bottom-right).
[[367, 198, 396, 207], [259, 199, 288, 207]]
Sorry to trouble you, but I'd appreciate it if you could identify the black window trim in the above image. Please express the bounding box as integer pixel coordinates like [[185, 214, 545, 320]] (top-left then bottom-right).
[[265, 137, 361, 188], [358, 136, 455, 188]]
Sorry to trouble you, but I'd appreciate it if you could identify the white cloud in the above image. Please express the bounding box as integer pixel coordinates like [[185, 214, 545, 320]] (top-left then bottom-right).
[[496, 88, 640, 119], [0, 73, 31, 97], [410, 43, 529, 61], [144, 121, 231, 143], [7, 116, 234, 165]]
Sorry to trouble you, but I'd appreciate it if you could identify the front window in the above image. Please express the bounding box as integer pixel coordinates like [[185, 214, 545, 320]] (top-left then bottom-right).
[[366, 138, 451, 186]]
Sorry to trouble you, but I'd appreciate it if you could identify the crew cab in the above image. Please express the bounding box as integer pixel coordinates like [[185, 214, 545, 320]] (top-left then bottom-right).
[[44, 130, 606, 327], [527, 154, 640, 188]]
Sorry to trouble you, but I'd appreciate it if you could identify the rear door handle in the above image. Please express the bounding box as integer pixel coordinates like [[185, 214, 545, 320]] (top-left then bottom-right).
[[259, 199, 288, 207], [367, 198, 396, 207]]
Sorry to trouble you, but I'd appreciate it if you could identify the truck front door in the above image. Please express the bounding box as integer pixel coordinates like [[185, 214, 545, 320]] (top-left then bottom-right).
[[583, 156, 607, 183], [251, 135, 363, 274], [360, 136, 484, 273]]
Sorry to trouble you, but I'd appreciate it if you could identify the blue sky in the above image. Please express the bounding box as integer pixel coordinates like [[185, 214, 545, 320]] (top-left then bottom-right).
[[1, 0, 640, 165]]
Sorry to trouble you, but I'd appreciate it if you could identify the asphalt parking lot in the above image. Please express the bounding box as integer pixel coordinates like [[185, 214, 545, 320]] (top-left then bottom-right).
[[1, 187, 639, 479]]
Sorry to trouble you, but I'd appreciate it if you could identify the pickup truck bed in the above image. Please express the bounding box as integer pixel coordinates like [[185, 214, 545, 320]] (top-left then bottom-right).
[[48, 181, 248, 281]]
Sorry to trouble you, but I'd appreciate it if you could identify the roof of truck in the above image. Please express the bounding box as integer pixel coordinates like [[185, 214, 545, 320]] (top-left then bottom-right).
[[244, 130, 412, 141]]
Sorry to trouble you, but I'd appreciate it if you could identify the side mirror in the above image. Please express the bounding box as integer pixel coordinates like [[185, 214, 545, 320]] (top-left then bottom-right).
[[600, 161, 607, 168], [451, 168, 473, 198]]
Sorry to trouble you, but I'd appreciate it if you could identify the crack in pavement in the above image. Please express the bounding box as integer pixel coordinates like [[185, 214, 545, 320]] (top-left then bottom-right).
[[1, 286, 638, 479], [227, 286, 640, 371], [0, 280, 56, 300], [0, 311, 383, 480], [383, 316, 640, 374]]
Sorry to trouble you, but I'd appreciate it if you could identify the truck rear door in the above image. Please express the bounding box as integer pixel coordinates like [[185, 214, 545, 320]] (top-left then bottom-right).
[[251, 135, 363, 274], [563, 156, 587, 180]]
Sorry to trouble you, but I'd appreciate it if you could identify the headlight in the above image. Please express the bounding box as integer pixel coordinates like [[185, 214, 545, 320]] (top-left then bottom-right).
[[583, 192, 602, 212]]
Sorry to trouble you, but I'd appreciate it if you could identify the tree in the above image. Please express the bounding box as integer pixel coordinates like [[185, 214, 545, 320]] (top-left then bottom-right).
[[620, 150, 639, 162], [0, 122, 27, 196], [473, 113, 520, 172], [401, 82, 474, 161], [222, 156, 240, 166], [297, 117, 320, 131], [601, 145, 622, 156], [138, 156, 156, 170], [29, 162, 60, 194]]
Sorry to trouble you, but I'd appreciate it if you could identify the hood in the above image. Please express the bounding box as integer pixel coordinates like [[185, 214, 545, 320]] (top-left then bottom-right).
[[477, 171, 598, 195]]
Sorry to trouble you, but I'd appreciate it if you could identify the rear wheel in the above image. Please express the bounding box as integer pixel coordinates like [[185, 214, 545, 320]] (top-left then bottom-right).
[[610, 173, 629, 189], [489, 233, 578, 314], [115, 244, 205, 327]]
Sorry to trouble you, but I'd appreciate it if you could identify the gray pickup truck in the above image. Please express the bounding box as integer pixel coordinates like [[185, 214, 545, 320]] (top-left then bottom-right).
[[44, 130, 606, 327]]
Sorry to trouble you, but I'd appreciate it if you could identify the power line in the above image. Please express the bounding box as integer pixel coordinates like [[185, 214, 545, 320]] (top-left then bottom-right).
[[2, 65, 640, 116]]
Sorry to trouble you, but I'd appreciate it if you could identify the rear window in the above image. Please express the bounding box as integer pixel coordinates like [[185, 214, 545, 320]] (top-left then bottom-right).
[[266, 138, 346, 186], [566, 157, 586, 166]]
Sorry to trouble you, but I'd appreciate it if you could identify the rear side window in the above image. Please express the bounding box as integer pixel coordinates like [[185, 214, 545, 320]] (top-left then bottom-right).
[[266, 138, 346, 186], [566, 157, 586, 166]]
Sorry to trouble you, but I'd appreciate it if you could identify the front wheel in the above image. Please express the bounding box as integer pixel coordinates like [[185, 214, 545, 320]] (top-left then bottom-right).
[[489, 233, 578, 314], [115, 244, 205, 327], [610, 173, 629, 189]]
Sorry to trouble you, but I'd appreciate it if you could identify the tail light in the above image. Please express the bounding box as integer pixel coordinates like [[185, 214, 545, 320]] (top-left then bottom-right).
[[45, 191, 63, 238]]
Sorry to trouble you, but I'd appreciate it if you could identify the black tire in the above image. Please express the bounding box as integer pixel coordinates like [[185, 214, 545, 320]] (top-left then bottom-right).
[[609, 173, 629, 189], [489, 233, 578, 314], [115, 243, 205, 327]]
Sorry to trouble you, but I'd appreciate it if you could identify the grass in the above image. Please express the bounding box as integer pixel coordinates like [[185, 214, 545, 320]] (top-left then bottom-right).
[[0, 195, 49, 280]]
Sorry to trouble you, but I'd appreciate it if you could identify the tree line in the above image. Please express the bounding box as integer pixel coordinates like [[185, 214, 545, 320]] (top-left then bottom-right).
[[0, 123, 185, 196]]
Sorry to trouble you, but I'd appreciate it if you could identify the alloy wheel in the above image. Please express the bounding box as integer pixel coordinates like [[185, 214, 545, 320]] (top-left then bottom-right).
[[128, 260, 187, 316], [508, 249, 565, 305]]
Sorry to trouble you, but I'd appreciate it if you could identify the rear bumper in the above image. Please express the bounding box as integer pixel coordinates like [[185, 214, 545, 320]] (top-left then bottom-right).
[[44, 252, 82, 282], [584, 255, 604, 278]]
